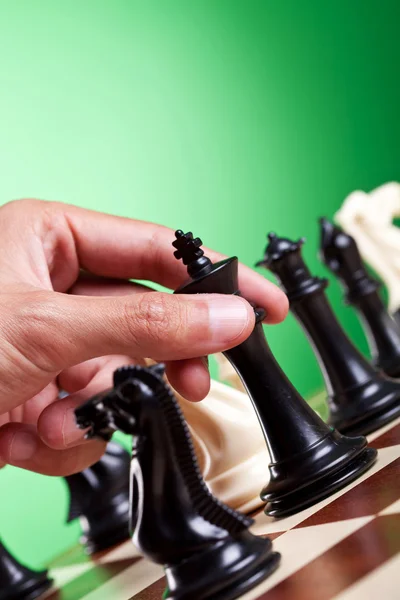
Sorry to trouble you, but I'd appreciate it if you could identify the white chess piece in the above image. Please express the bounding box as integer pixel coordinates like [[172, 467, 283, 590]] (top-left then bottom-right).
[[144, 358, 268, 513], [335, 182, 400, 314], [214, 353, 245, 392], [174, 379, 269, 514]]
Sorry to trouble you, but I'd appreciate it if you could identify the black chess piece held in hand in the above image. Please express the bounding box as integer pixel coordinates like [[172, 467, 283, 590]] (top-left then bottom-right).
[[319, 217, 400, 378], [258, 232, 400, 436], [0, 539, 52, 600], [74, 364, 280, 600], [64, 442, 131, 554], [173, 230, 377, 517]]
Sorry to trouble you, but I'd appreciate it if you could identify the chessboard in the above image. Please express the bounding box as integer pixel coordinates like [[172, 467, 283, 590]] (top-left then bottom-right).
[[45, 415, 400, 600]]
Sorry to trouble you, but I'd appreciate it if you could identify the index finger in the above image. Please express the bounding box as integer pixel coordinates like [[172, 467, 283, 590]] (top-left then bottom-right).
[[63, 204, 289, 323]]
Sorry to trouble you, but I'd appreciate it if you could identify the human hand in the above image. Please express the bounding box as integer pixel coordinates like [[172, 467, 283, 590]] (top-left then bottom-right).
[[0, 199, 288, 475]]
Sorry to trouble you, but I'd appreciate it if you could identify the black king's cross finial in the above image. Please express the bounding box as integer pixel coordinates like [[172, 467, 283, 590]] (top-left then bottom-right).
[[173, 229, 265, 320], [173, 230, 213, 277]]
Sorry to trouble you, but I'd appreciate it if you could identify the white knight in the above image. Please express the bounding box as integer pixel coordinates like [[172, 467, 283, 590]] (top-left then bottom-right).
[[335, 182, 400, 315]]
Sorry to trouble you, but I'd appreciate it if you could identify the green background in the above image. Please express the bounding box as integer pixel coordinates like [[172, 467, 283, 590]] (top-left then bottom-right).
[[0, 0, 399, 568]]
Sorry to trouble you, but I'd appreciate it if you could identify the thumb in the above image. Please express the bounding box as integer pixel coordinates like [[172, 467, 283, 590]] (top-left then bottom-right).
[[8, 289, 255, 376]]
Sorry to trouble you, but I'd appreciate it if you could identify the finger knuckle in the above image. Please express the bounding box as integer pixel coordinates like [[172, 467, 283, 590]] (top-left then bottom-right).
[[142, 225, 172, 273], [127, 294, 184, 348], [0, 198, 44, 213]]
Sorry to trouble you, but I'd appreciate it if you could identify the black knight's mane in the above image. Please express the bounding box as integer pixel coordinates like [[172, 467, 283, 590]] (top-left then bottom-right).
[[118, 365, 253, 534]]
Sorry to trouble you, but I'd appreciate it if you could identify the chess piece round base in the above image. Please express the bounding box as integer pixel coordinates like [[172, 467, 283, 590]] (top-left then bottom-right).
[[331, 398, 400, 437], [164, 532, 280, 600], [261, 432, 377, 518], [381, 364, 400, 379], [377, 355, 400, 379], [328, 379, 400, 437], [0, 569, 53, 600], [80, 491, 130, 554]]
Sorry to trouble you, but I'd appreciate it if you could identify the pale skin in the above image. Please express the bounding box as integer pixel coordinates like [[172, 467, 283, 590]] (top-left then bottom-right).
[[0, 199, 289, 476]]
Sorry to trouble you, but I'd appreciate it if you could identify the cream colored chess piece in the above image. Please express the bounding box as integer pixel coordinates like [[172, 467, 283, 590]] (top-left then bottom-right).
[[176, 379, 269, 514], [214, 353, 246, 392], [335, 182, 400, 314], [144, 358, 269, 513]]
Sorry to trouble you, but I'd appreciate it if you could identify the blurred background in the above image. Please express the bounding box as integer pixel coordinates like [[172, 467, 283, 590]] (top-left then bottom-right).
[[0, 0, 399, 567]]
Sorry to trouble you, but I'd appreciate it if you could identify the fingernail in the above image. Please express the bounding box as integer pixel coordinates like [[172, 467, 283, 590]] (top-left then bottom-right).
[[10, 432, 38, 461], [208, 296, 253, 343]]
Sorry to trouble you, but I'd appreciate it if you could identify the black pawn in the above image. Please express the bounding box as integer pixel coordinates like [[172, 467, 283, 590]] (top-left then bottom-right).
[[0, 539, 52, 600], [64, 441, 131, 554], [320, 218, 400, 378], [173, 230, 377, 517], [258, 233, 400, 437]]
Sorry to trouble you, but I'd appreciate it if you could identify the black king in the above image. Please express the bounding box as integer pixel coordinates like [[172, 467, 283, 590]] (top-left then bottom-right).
[[173, 230, 377, 517], [257, 232, 400, 438]]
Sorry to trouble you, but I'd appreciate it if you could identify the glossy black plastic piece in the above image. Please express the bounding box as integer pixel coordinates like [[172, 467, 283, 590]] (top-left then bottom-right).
[[258, 232, 400, 436], [75, 364, 280, 600], [173, 230, 377, 517], [0, 539, 52, 600], [64, 441, 130, 554], [319, 218, 400, 378]]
